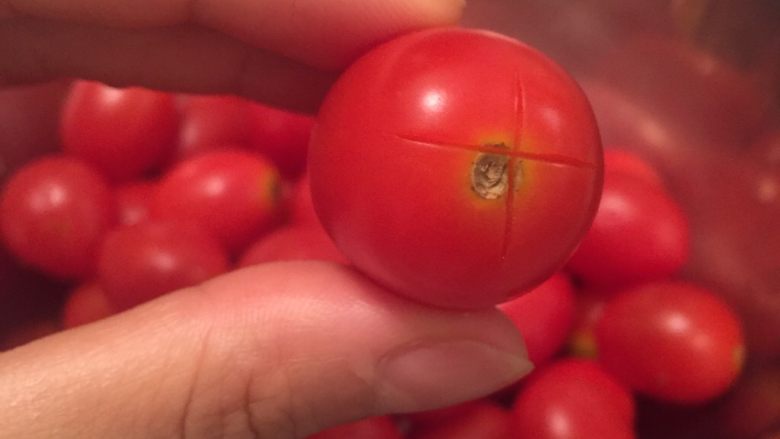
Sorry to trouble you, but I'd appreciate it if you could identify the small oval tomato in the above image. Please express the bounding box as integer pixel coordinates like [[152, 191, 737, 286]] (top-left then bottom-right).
[[152, 149, 283, 254], [566, 172, 689, 287], [308, 416, 403, 439], [0, 156, 115, 279], [98, 221, 229, 310], [176, 94, 252, 160], [512, 359, 636, 439], [309, 28, 603, 309], [411, 401, 512, 439], [603, 148, 664, 188], [60, 81, 178, 181], [116, 181, 157, 226], [596, 281, 745, 404], [248, 102, 314, 179], [239, 225, 348, 267], [62, 281, 117, 328], [499, 272, 576, 366], [287, 175, 321, 227]]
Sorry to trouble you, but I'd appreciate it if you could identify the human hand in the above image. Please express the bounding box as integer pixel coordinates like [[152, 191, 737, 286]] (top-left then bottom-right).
[[0, 1, 533, 438]]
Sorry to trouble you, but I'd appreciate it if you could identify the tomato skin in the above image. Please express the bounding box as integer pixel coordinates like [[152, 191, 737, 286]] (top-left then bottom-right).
[[116, 181, 157, 226], [596, 281, 745, 404], [239, 225, 348, 267], [61, 81, 178, 181], [0, 156, 115, 279], [310, 28, 602, 309], [288, 175, 321, 227], [566, 173, 689, 288], [98, 221, 229, 310], [152, 149, 282, 254], [603, 148, 664, 188], [411, 402, 512, 439], [512, 359, 636, 439], [308, 416, 403, 439], [176, 95, 252, 160], [248, 102, 314, 179], [62, 282, 116, 328], [499, 272, 576, 366]]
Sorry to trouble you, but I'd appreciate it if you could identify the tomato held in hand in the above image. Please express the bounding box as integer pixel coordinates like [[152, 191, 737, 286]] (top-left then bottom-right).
[[0, 156, 115, 279], [310, 28, 603, 309], [512, 359, 636, 439], [61, 81, 178, 181], [596, 281, 745, 404]]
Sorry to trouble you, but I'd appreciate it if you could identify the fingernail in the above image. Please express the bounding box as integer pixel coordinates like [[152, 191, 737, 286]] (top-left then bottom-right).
[[380, 339, 532, 410]]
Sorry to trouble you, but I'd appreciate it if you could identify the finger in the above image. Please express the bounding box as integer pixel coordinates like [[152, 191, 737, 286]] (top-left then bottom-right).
[[0, 261, 530, 439], [0, 19, 335, 112]]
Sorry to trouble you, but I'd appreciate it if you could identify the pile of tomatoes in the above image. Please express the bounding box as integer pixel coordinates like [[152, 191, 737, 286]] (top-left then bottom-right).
[[0, 28, 750, 439]]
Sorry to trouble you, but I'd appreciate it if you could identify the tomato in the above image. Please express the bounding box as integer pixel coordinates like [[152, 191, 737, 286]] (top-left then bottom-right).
[[405, 399, 490, 429], [596, 281, 745, 404], [603, 148, 664, 188], [567, 291, 608, 358], [98, 221, 229, 310], [151, 149, 283, 254], [0, 156, 116, 279], [498, 272, 576, 366], [116, 181, 157, 226], [512, 359, 636, 439], [308, 416, 403, 439], [411, 401, 512, 439], [248, 102, 314, 179], [566, 172, 689, 287], [176, 95, 252, 160], [287, 175, 321, 227], [0, 319, 61, 351], [309, 28, 603, 309], [62, 282, 116, 328], [60, 81, 178, 181], [239, 225, 348, 267]]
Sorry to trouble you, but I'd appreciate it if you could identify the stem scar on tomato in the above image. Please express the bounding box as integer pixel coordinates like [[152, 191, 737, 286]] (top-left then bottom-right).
[[471, 153, 509, 199]]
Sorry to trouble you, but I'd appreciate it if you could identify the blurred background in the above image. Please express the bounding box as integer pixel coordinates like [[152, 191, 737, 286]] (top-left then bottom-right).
[[0, 1, 778, 438]]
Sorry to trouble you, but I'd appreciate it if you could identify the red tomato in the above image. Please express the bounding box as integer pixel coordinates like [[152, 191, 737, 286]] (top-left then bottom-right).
[[0, 319, 61, 351], [62, 282, 116, 328], [567, 291, 608, 358], [239, 225, 348, 267], [596, 281, 745, 404], [98, 221, 229, 310], [248, 102, 314, 178], [176, 95, 252, 160], [309, 28, 603, 309], [0, 156, 115, 279], [152, 149, 283, 254], [288, 175, 321, 227], [60, 81, 178, 181], [412, 402, 512, 439], [308, 416, 403, 439], [116, 181, 157, 226], [603, 148, 664, 188], [499, 272, 576, 366], [512, 359, 636, 439], [566, 172, 689, 287], [405, 399, 489, 429]]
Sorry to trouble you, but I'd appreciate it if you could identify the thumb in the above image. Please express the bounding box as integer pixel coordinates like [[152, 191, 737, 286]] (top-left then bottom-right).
[[0, 261, 531, 438]]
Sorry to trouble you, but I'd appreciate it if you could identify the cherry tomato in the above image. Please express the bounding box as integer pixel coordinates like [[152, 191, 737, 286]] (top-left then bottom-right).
[[176, 95, 252, 160], [60, 81, 178, 181], [248, 102, 314, 178], [412, 401, 512, 439], [0, 156, 115, 279], [567, 291, 608, 358], [98, 221, 229, 310], [596, 281, 745, 404], [287, 175, 321, 227], [116, 181, 157, 226], [152, 149, 283, 254], [309, 28, 603, 309], [603, 148, 664, 188], [566, 172, 689, 287], [62, 282, 116, 328], [512, 359, 636, 439], [308, 416, 403, 439], [239, 225, 348, 267], [498, 272, 576, 366], [405, 399, 489, 429]]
